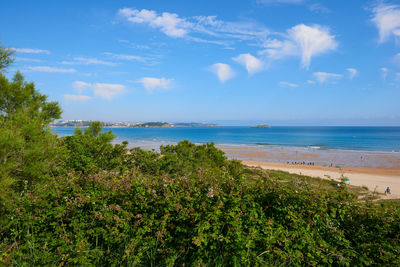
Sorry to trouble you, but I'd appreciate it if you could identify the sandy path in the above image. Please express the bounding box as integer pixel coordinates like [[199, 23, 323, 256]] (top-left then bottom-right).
[[243, 161, 400, 199]]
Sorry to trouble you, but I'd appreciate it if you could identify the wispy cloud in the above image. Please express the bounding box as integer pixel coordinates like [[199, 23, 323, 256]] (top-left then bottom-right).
[[280, 81, 299, 88], [15, 57, 42, 62], [64, 94, 92, 102], [138, 77, 173, 92], [381, 67, 388, 80], [92, 83, 125, 99], [103, 52, 146, 62], [191, 16, 269, 40], [347, 68, 358, 79], [371, 3, 400, 43], [119, 40, 150, 49], [118, 8, 269, 45], [233, 53, 263, 75], [210, 63, 234, 83], [308, 3, 331, 14], [73, 81, 91, 92], [313, 72, 342, 84], [26, 66, 76, 73], [72, 81, 125, 99], [62, 57, 117, 66], [12, 48, 50, 54], [103, 52, 161, 65]]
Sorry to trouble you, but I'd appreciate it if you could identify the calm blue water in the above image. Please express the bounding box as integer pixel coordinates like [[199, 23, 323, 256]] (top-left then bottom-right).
[[52, 126, 400, 152]]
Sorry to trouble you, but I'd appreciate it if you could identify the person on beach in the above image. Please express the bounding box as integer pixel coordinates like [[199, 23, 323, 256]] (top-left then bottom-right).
[[385, 187, 391, 195]]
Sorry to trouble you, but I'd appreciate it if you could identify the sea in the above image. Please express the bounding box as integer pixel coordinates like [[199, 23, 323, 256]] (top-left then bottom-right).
[[53, 126, 400, 152]]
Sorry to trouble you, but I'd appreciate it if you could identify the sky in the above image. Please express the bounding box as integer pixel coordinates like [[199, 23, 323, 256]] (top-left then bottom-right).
[[1, 0, 400, 125]]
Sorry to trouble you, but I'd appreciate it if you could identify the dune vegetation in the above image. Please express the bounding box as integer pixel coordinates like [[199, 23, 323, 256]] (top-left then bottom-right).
[[1, 45, 399, 266]]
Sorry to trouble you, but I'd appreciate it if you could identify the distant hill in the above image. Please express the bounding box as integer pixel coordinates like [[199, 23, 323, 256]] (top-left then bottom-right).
[[50, 120, 219, 128]]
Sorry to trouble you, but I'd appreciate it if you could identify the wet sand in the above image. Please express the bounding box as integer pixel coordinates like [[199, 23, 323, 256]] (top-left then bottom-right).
[[218, 145, 400, 169]]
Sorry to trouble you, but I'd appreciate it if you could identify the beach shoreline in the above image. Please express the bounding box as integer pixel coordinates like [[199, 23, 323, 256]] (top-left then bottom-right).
[[218, 143, 400, 169]]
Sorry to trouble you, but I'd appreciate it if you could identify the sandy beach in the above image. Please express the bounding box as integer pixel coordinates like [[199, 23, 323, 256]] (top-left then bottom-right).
[[215, 144, 400, 199], [242, 160, 400, 199]]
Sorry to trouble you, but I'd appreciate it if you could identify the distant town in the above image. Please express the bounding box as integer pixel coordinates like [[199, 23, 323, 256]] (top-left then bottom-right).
[[49, 120, 220, 128]]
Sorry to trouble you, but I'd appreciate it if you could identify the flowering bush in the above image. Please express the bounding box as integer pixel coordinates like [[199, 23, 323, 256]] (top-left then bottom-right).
[[1, 134, 399, 265]]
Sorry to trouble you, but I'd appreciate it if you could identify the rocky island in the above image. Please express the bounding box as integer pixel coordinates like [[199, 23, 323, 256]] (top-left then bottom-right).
[[251, 124, 271, 128]]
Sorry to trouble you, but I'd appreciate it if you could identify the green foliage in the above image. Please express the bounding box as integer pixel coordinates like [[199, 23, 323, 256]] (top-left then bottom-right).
[[0, 72, 62, 210], [61, 121, 128, 175], [0, 72, 61, 123], [1, 141, 399, 265]]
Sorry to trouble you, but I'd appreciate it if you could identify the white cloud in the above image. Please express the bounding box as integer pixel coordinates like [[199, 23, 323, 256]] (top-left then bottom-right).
[[71, 81, 125, 99], [313, 72, 343, 84], [12, 48, 50, 54], [138, 77, 173, 92], [288, 24, 338, 69], [64, 94, 92, 102], [280, 81, 299, 88], [371, 3, 400, 43], [118, 8, 188, 37], [307, 80, 316, 84], [260, 24, 337, 68], [210, 63, 234, 83], [347, 68, 358, 79], [381, 67, 388, 80], [92, 83, 125, 99], [26, 66, 76, 73], [233, 53, 263, 75], [62, 57, 116, 66]]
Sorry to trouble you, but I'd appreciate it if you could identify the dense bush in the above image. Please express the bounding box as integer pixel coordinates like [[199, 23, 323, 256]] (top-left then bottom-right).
[[61, 121, 128, 175], [1, 131, 399, 265]]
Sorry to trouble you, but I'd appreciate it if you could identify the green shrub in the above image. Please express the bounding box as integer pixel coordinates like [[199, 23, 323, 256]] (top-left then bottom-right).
[[1, 141, 399, 266], [61, 121, 128, 175]]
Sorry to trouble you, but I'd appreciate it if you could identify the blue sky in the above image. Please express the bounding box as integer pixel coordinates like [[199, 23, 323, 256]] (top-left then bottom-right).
[[1, 0, 400, 125]]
